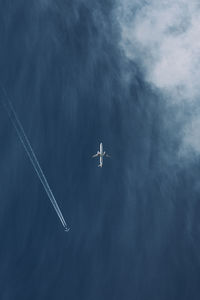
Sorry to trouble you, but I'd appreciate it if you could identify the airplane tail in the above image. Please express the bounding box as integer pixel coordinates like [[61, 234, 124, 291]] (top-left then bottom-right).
[[98, 164, 102, 168]]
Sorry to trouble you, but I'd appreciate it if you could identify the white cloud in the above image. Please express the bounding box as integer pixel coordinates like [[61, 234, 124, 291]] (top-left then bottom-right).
[[115, 0, 200, 156]]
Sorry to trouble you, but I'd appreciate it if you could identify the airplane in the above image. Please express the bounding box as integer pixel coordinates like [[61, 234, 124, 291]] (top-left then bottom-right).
[[92, 142, 111, 167]]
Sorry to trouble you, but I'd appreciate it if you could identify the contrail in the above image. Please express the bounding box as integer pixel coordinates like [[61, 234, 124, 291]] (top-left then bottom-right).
[[0, 85, 70, 232]]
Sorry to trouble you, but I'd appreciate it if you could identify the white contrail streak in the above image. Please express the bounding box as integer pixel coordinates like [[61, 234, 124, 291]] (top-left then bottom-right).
[[0, 85, 70, 232]]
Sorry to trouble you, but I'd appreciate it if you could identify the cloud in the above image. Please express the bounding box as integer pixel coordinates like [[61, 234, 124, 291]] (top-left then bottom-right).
[[115, 0, 200, 157]]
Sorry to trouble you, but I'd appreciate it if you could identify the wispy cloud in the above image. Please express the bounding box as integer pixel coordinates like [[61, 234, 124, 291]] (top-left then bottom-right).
[[115, 0, 200, 157]]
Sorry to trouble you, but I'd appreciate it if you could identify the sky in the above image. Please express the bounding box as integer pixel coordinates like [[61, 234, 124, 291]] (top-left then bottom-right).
[[0, 1, 200, 299]]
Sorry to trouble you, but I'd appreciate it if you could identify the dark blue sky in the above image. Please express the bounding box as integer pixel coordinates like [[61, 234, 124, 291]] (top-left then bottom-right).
[[0, 1, 200, 300]]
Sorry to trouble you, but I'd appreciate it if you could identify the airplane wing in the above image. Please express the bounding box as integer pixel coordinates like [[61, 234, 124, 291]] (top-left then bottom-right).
[[92, 153, 99, 158], [105, 154, 111, 158]]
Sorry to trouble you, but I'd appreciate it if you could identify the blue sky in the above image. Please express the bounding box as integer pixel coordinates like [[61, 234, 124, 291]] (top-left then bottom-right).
[[0, 1, 200, 299]]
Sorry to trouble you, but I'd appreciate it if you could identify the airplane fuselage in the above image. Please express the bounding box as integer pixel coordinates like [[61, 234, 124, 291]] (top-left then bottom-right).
[[99, 142, 104, 167]]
